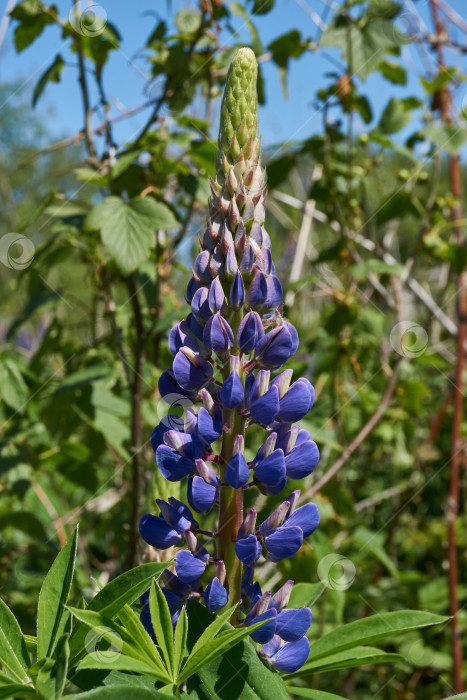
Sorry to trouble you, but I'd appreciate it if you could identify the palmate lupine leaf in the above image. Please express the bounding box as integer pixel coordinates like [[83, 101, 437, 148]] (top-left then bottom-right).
[[285, 646, 404, 678], [149, 580, 175, 678], [68, 562, 169, 662]]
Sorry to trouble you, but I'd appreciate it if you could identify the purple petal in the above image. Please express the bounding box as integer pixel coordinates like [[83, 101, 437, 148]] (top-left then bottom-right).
[[235, 534, 262, 565], [187, 476, 218, 512], [208, 277, 226, 314], [248, 609, 277, 644], [203, 313, 234, 353], [219, 371, 244, 409], [175, 549, 206, 583], [269, 636, 310, 673], [173, 348, 213, 390], [204, 576, 228, 612], [265, 525, 303, 562], [237, 310, 264, 353], [167, 497, 198, 528], [248, 269, 268, 310], [139, 514, 182, 549], [275, 607, 312, 642], [285, 441, 320, 480], [158, 369, 197, 403], [254, 448, 286, 488], [285, 503, 320, 538], [261, 634, 282, 658], [191, 287, 211, 323], [156, 499, 192, 532], [250, 385, 280, 426], [197, 406, 222, 444], [225, 452, 250, 488], [156, 445, 195, 482], [193, 250, 213, 283], [254, 325, 294, 369], [169, 321, 200, 356], [278, 378, 314, 423], [229, 270, 245, 310]]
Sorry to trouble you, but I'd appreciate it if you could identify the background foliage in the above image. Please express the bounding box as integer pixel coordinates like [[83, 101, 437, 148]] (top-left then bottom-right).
[[1, 0, 466, 697]]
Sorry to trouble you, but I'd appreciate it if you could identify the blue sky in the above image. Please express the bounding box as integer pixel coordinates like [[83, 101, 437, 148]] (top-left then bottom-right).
[[1, 0, 467, 152]]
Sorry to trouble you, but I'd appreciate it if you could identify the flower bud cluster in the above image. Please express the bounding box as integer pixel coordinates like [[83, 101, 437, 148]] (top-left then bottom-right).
[[139, 48, 320, 674]]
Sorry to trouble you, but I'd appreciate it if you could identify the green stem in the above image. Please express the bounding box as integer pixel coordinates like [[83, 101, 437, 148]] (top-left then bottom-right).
[[218, 407, 245, 606]]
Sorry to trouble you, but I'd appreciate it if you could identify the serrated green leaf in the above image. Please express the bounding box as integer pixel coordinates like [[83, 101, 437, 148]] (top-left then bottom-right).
[[37, 525, 78, 659], [0, 599, 30, 683], [149, 580, 175, 678], [32, 53, 64, 107], [307, 610, 449, 662], [85, 196, 178, 275]]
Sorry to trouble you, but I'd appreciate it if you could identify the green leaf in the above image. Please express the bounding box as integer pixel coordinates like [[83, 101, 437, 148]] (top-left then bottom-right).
[[251, 0, 275, 14], [36, 525, 78, 659], [11, 0, 55, 52], [116, 604, 168, 678], [307, 610, 449, 662], [149, 580, 175, 678], [175, 8, 202, 35], [67, 686, 174, 699], [0, 599, 30, 683], [173, 607, 188, 676], [32, 53, 64, 107], [0, 685, 38, 699], [288, 646, 404, 677], [69, 562, 168, 662], [375, 191, 420, 224], [287, 688, 349, 700], [422, 123, 467, 155], [289, 583, 326, 608], [267, 31, 305, 96], [350, 259, 404, 280], [379, 60, 406, 84], [230, 2, 263, 54], [379, 98, 419, 134], [186, 603, 289, 700], [0, 356, 29, 412], [85, 196, 178, 275], [353, 527, 399, 578], [35, 634, 69, 700], [68, 607, 171, 683], [188, 603, 238, 660], [77, 654, 166, 679]]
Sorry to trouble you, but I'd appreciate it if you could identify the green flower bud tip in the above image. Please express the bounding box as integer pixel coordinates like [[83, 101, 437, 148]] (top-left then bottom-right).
[[218, 47, 258, 168]]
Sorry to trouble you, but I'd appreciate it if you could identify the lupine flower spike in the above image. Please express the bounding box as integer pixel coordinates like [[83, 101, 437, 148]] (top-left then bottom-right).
[[139, 47, 320, 675]]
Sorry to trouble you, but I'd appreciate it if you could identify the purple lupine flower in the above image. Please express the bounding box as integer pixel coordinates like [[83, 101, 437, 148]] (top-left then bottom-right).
[[138, 48, 321, 675], [260, 635, 311, 673]]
